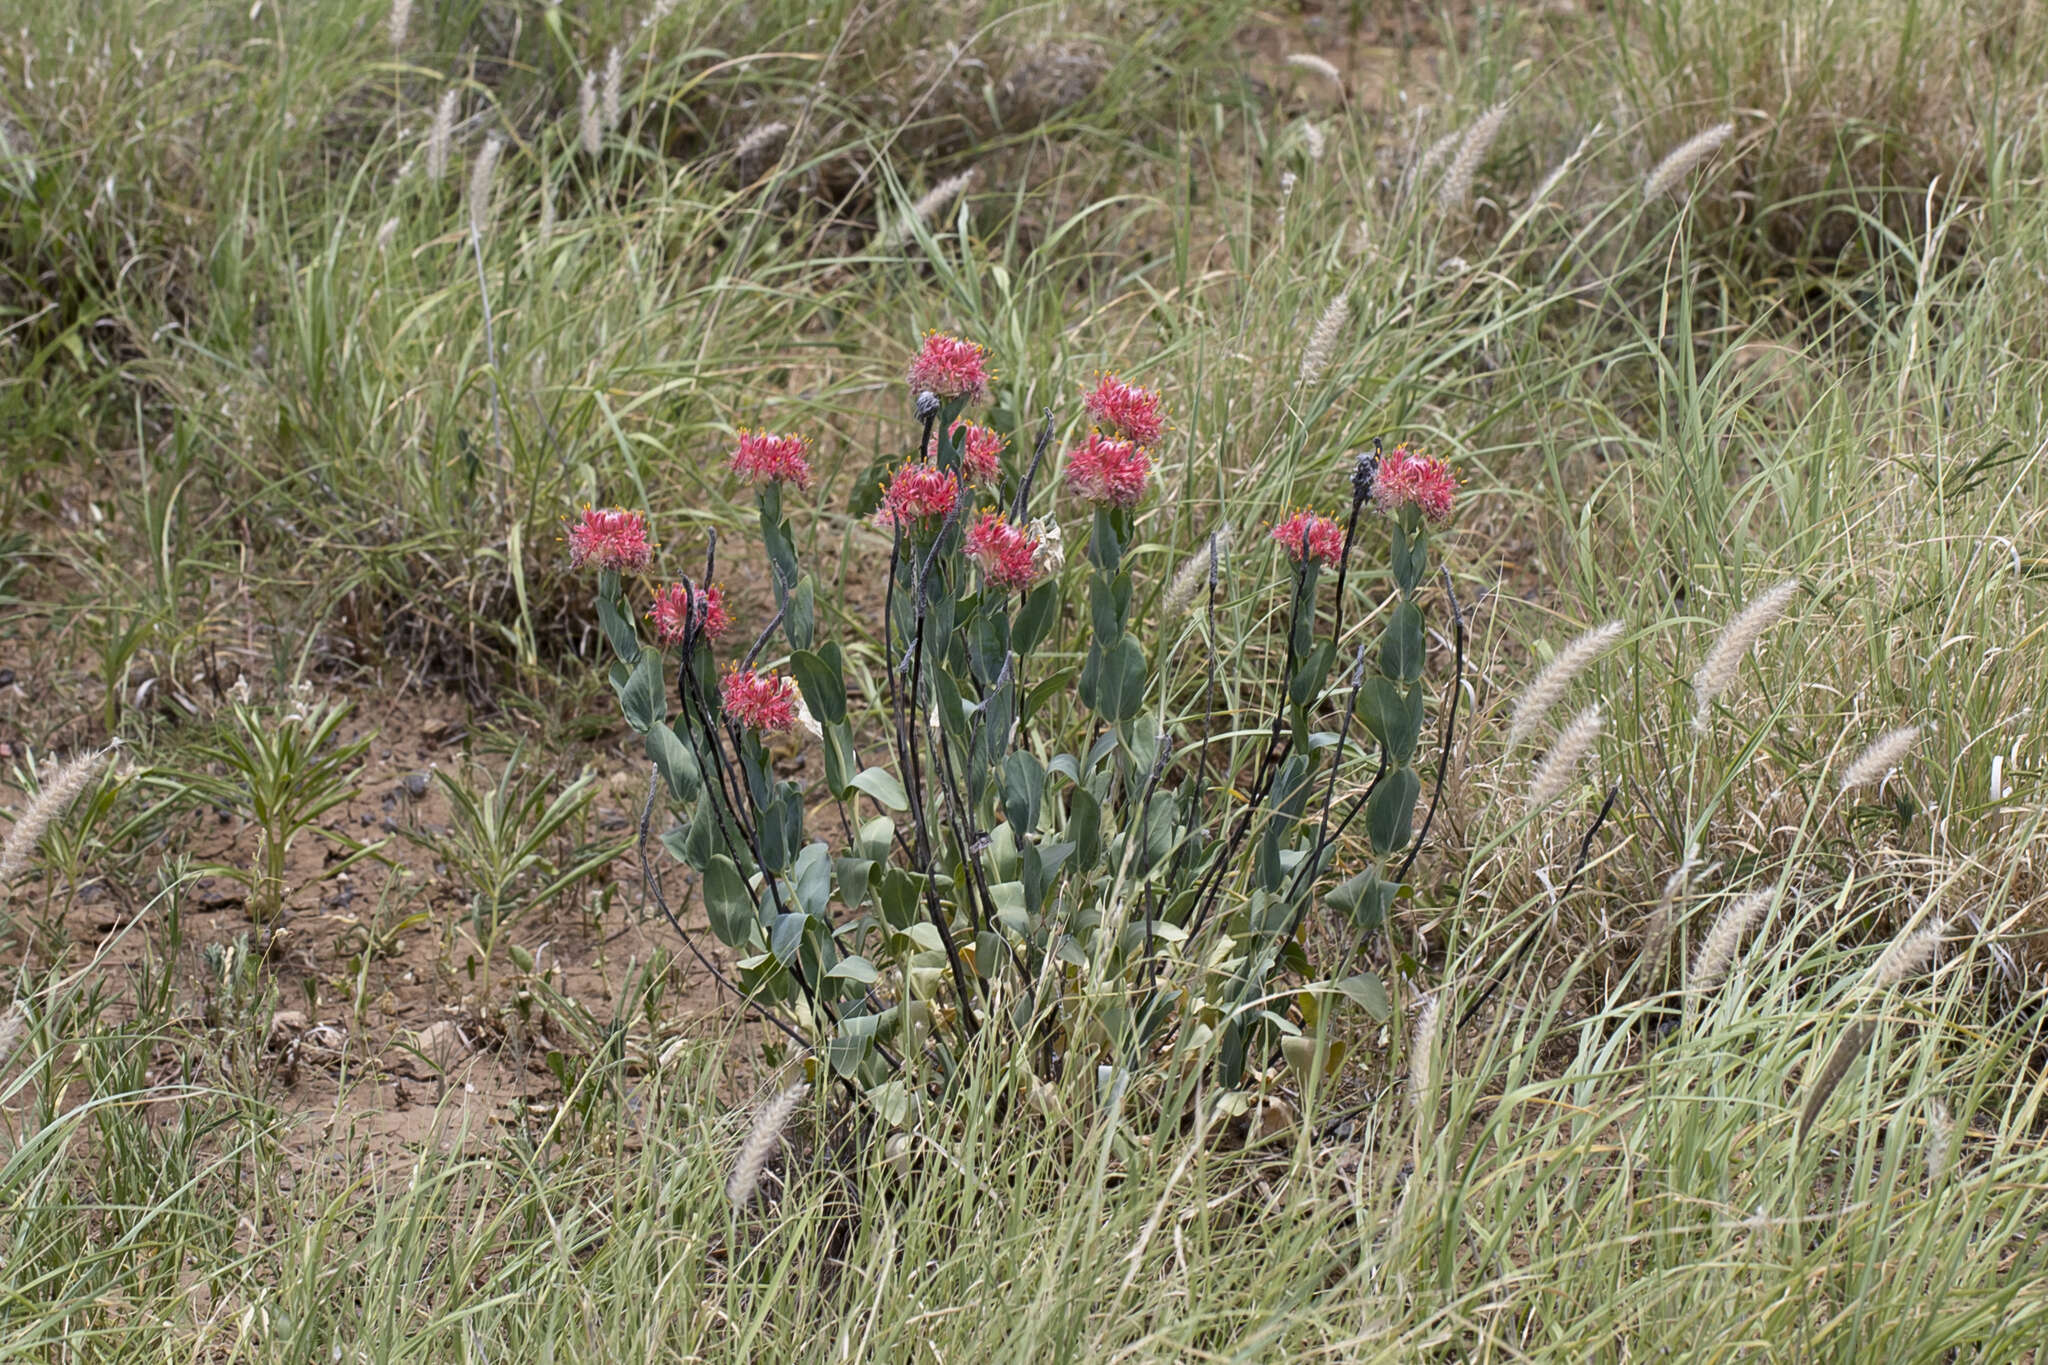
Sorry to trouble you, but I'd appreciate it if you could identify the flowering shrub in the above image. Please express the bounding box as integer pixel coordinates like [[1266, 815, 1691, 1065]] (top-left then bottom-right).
[[580, 335, 1459, 1114]]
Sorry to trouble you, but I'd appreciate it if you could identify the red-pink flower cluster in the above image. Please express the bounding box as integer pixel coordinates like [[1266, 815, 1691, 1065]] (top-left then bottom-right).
[[906, 332, 992, 404], [928, 420, 1007, 484], [1082, 375, 1166, 447], [567, 507, 654, 573], [729, 430, 814, 491], [648, 582, 730, 646], [877, 462, 962, 531], [1270, 510, 1347, 567], [720, 666, 800, 733], [963, 511, 1042, 589], [1372, 444, 1457, 525], [1064, 433, 1152, 509]]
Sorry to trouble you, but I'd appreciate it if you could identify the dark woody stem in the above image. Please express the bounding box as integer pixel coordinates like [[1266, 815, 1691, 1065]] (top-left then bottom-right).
[[1393, 564, 1465, 885], [1285, 642, 1369, 909], [903, 607, 982, 1037], [1011, 407, 1056, 523]]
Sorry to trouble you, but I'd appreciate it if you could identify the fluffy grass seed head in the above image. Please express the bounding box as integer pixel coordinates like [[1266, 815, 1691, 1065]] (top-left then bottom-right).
[[578, 72, 600, 156], [0, 1001, 24, 1069], [1407, 994, 1441, 1115], [1526, 703, 1602, 816], [732, 120, 791, 167], [1839, 724, 1920, 793], [387, 0, 411, 51], [1411, 127, 1460, 187], [466, 134, 502, 239], [427, 88, 459, 184], [1925, 1098, 1953, 1184], [1871, 916, 1945, 989], [1686, 888, 1772, 997], [1505, 619, 1624, 750], [1644, 121, 1734, 201], [1297, 293, 1349, 388], [602, 45, 622, 132], [1285, 53, 1343, 88], [1162, 524, 1230, 620], [878, 167, 978, 247], [727, 1081, 809, 1207], [1691, 578, 1798, 732], [1437, 103, 1507, 212], [0, 745, 116, 891]]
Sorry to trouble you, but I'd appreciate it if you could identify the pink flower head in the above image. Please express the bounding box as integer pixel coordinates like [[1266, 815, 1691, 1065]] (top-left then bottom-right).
[[929, 420, 1008, 484], [649, 582, 730, 646], [876, 462, 961, 532], [720, 665, 800, 734], [964, 511, 1042, 589], [1372, 444, 1457, 525], [1082, 375, 1166, 447], [729, 430, 814, 491], [1271, 510, 1347, 567], [1063, 432, 1152, 509], [566, 507, 654, 573], [906, 332, 992, 405]]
